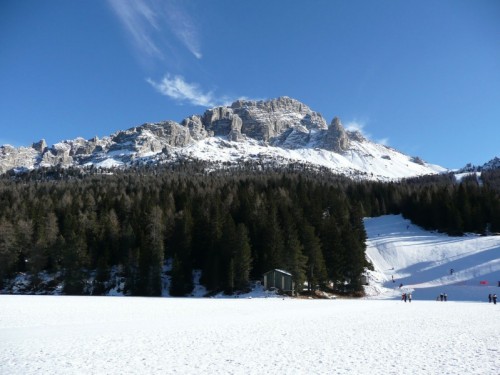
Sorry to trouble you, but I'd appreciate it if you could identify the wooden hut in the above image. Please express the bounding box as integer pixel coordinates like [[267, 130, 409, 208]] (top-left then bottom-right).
[[263, 269, 294, 293]]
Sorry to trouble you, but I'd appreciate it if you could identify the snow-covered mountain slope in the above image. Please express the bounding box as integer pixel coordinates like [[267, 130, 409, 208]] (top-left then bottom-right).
[[0, 97, 446, 180], [364, 215, 500, 301]]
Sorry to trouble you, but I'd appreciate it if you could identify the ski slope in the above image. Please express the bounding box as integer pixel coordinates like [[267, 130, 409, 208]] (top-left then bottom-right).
[[364, 215, 500, 302]]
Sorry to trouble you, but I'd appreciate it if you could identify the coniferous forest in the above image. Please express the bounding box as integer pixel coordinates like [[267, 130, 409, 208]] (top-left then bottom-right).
[[1, 162, 499, 296]]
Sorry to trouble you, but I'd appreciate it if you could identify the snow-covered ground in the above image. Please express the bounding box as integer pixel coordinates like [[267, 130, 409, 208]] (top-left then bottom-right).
[[364, 215, 500, 302], [1, 296, 499, 375]]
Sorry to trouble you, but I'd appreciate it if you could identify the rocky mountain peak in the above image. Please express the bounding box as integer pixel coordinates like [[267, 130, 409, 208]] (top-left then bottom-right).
[[225, 96, 328, 142], [32, 139, 48, 153], [231, 96, 311, 114], [482, 157, 500, 171], [0, 97, 447, 180]]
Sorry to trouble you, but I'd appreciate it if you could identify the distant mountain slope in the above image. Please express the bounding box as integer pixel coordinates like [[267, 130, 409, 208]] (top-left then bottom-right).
[[364, 215, 500, 301], [0, 97, 445, 180]]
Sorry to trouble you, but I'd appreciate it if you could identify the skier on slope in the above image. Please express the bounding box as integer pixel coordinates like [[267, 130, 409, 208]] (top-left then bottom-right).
[[493, 294, 497, 305]]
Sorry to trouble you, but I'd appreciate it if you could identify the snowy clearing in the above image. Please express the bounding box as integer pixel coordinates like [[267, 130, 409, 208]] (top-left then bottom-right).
[[1, 295, 499, 375]]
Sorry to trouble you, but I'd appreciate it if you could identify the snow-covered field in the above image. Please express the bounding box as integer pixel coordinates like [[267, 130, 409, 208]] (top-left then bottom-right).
[[1, 295, 499, 375], [2, 215, 500, 374]]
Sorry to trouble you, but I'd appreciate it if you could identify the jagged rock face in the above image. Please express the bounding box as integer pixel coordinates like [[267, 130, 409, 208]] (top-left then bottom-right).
[[230, 97, 327, 141], [323, 117, 350, 153], [68, 137, 98, 156], [112, 121, 191, 153], [181, 115, 210, 140], [347, 130, 366, 143], [32, 139, 47, 153], [202, 107, 235, 136], [0, 144, 39, 172], [227, 114, 244, 142], [483, 157, 500, 170], [42, 143, 73, 167]]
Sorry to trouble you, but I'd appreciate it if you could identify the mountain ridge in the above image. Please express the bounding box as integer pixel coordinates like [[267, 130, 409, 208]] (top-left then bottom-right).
[[1, 96, 447, 180]]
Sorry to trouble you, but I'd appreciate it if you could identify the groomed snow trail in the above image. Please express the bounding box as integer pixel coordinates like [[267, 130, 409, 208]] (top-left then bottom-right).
[[1, 296, 499, 375]]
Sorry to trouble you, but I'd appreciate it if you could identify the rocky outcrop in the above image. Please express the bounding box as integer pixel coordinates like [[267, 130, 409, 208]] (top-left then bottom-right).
[[230, 96, 327, 141], [347, 130, 366, 143], [227, 114, 244, 142], [0, 144, 39, 172], [41, 143, 74, 167], [32, 139, 47, 153], [111, 121, 192, 154], [483, 157, 500, 171], [201, 107, 235, 136], [411, 156, 425, 166], [323, 117, 350, 152], [181, 115, 210, 140], [68, 137, 99, 156]]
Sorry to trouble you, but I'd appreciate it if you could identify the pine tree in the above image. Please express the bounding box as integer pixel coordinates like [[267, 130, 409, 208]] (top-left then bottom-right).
[[169, 209, 194, 295], [301, 223, 327, 291], [233, 223, 253, 292], [283, 223, 307, 295], [0, 219, 17, 287]]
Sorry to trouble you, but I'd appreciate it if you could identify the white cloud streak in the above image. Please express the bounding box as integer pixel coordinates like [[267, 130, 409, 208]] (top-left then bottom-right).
[[345, 119, 390, 145], [164, 2, 202, 59], [377, 137, 390, 146], [108, 0, 162, 59], [147, 75, 253, 107], [147, 75, 216, 107], [107, 0, 202, 60], [345, 120, 367, 134]]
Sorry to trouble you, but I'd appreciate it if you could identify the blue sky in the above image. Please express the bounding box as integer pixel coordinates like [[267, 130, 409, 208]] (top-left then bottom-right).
[[1, 0, 499, 169]]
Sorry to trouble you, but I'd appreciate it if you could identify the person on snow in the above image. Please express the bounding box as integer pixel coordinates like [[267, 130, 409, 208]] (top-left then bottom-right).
[[440, 293, 444, 302], [493, 294, 497, 305], [408, 293, 412, 303], [489, 294, 492, 303], [402, 293, 406, 302], [444, 293, 447, 302]]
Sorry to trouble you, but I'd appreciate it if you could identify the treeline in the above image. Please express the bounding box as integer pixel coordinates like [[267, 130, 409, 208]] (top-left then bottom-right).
[[1, 163, 499, 296], [0, 164, 367, 296], [398, 172, 500, 235]]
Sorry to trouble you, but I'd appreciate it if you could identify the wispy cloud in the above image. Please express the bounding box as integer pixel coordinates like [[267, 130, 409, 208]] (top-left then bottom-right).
[[345, 119, 390, 145], [107, 0, 202, 60], [147, 75, 217, 107], [164, 2, 202, 59], [377, 137, 389, 146], [147, 75, 253, 107], [345, 120, 367, 134], [108, 0, 162, 59]]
